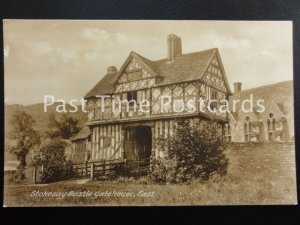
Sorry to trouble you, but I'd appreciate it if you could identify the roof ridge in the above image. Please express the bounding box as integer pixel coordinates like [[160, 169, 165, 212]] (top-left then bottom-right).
[[233, 80, 293, 96], [131, 51, 153, 61], [130, 51, 158, 76], [181, 48, 218, 56], [131, 51, 157, 68], [152, 48, 218, 63]]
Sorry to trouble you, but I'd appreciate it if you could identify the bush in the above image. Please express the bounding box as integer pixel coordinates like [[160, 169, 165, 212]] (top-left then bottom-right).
[[63, 160, 75, 179], [33, 138, 72, 183], [150, 119, 228, 184], [9, 166, 26, 184], [149, 157, 176, 184]]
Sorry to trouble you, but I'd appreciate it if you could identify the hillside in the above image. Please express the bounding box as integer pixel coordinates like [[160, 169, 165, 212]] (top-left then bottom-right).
[[4, 103, 87, 139]]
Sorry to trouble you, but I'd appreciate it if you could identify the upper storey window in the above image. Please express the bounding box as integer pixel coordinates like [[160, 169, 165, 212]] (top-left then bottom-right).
[[210, 88, 218, 110], [127, 69, 142, 81], [210, 89, 218, 100], [127, 91, 137, 104]]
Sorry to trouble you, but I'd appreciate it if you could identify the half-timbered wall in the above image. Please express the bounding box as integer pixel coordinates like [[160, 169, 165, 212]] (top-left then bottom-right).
[[151, 81, 227, 118], [90, 117, 208, 161], [202, 55, 227, 93], [90, 124, 123, 161], [115, 58, 157, 93], [86, 81, 228, 122], [86, 53, 229, 123]]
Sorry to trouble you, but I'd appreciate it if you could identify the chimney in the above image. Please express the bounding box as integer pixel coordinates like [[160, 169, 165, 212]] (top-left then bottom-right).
[[233, 82, 242, 94], [167, 33, 182, 61], [107, 66, 118, 74]]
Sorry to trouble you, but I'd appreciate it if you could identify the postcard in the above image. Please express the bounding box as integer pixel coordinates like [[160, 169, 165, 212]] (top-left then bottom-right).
[[3, 20, 297, 206]]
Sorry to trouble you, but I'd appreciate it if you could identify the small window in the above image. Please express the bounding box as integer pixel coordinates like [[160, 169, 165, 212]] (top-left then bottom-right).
[[267, 113, 276, 141], [268, 113, 275, 131], [225, 124, 231, 142], [210, 89, 218, 100], [209, 89, 218, 110], [244, 116, 252, 142], [127, 70, 142, 81], [127, 91, 137, 104]]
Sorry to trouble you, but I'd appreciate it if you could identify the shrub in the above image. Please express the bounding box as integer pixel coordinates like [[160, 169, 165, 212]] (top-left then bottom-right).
[[150, 119, 228, 184], [9, 166, 26, 184], [63, 160, 75, 179], [33, 138, 71, 183], [149, 157, 176, 184]]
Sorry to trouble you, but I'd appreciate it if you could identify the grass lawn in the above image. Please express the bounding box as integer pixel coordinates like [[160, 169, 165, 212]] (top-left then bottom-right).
[[4, 143, 297, 206], [4, 173, 297, 206]]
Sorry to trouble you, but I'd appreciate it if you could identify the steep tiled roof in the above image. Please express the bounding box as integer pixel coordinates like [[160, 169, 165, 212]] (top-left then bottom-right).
[[84, 48, 221, 97], [153, 48, 216, 85], [229, 81, 293, 111], [228, 80, 293, 121], [85, 71, 118, 98], [71, 126, 91, 141], [132, 52, 158, 75]]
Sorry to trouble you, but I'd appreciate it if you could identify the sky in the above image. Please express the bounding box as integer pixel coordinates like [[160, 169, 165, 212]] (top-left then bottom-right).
[[4, 20, 293, 105]]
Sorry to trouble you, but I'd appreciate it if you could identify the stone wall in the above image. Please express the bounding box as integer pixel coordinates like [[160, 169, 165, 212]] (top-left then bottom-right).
[[226, 142, 296, 178]]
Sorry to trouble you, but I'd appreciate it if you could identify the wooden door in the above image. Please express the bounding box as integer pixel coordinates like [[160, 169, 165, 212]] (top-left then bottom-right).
[[124, 126, 152, 161]]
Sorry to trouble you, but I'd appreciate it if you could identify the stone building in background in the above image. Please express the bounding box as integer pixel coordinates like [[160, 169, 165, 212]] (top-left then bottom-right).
[[226, 81, 294, 142]]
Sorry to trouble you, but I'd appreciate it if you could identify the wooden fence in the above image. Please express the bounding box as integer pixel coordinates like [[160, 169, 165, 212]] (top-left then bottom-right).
[[72, 158, 151, 180]]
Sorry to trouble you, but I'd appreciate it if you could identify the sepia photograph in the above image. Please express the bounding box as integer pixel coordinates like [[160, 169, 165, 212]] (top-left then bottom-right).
[[3, 20, 297, 206]]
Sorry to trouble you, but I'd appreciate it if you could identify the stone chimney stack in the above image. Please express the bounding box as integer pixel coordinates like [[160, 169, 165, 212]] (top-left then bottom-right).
[[107, 66, 118, 74], [167, 33, 182, 61], [233, 82, 242, 94]]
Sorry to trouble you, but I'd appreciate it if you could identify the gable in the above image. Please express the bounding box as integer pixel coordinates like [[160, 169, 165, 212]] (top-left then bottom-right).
[[201, 51, 231, 93], [114, 54, 158, 93], [113, 52, 157, 85], [117, 57, 153, 83], [259, 99, 286, 121]]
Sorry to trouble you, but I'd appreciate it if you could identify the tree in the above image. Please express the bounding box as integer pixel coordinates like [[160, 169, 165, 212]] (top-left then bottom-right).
[[46, 114, 80, 139], [8, 111, 40, 167], [58, 114, 80, 139], [46, 113, 61, 138], [32, 138, 72, 183], [150, 119, 228, 183]]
